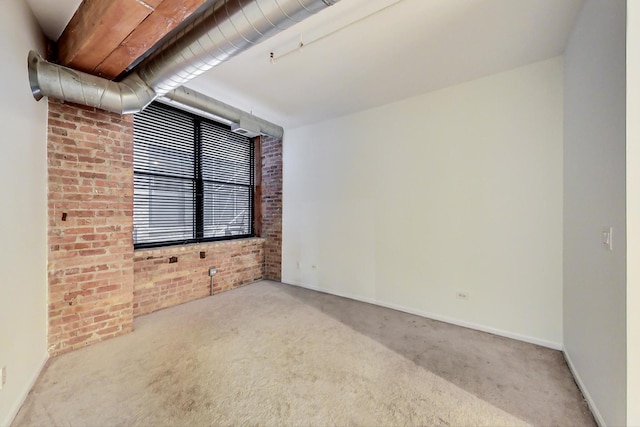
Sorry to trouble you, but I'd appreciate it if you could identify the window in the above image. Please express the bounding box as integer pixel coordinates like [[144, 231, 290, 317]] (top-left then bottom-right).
[[133, 102, 254, 248]]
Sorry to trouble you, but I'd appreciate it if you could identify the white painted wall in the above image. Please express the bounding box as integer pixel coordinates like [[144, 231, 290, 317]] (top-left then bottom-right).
[[627, 2, 640, 425], [0, 1, 48, 425], [563, 1, 627, 426], [283, 57, 564, 348]]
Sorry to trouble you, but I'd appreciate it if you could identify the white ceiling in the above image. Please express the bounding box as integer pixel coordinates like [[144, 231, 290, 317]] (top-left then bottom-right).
[[26, 0, 82, 41], [26, 0, 583, 130]]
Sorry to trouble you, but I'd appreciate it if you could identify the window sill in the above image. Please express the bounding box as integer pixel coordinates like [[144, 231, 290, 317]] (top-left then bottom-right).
[[133, 237, 266, 256]]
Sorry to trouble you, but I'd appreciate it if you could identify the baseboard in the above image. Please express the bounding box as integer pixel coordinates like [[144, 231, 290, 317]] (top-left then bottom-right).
[[2, 352, 48, 427], [563, 349, 606, 427], [283, 280, 563, 350]]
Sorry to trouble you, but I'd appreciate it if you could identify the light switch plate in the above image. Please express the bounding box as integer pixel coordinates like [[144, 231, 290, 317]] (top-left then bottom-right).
[[602, 227, 613, 250]]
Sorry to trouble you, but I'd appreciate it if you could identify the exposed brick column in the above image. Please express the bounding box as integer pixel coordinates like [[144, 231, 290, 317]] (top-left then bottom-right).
[[261, 136, 282, 281], [47, 100, 134, 356]]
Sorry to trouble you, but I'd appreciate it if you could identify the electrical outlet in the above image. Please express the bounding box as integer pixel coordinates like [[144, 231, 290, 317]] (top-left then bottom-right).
[[456, 292, 469, 301], [208, 268, 217, 277], [1, 366, 6, 389]]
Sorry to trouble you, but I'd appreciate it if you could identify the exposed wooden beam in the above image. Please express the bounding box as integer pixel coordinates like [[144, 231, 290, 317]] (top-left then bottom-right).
[[58, 0, 156, 73], [95, 0, 208, 79], [57, 0, 209, 80]]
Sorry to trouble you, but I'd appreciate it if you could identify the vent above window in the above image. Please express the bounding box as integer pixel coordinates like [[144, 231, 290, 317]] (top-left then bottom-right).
[[231, 117, 261, 138]]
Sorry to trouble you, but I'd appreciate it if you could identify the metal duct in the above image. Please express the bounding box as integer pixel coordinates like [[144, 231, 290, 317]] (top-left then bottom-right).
[[28, 51, 156, 114], [141, 0, 339, 97], [161, 86, 284, 138], [28, 0, 340, 114]]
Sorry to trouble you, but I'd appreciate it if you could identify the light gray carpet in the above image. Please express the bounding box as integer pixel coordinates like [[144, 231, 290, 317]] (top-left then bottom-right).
[[13, 281, 594, 426]]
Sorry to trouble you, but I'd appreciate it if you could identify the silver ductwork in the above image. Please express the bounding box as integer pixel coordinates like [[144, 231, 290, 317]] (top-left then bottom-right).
[[161, 86, 284, 138], [28, 51, 157, 114], [140, 0, 339, 96], [28, 0, 340, 115]]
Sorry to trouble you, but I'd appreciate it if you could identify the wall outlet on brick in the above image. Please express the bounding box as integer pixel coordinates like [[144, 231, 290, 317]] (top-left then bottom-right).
[[209, 268, 217, 277]]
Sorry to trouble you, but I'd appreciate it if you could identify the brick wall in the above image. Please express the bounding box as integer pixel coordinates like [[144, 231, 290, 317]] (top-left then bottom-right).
[[47, 100, 134, 356], [261, 136, 283, 281], [46, 102, 283, 356], [133, 239, 264, 316]]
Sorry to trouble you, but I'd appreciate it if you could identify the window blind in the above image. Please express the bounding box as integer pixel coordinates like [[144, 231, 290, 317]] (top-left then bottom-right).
[[133, 102, 254, 248]]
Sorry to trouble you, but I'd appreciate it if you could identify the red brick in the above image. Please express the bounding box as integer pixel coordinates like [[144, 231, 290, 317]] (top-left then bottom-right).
[[47, 102, 282, 357], [132, 239, 265, 317], [261, 136, 282, 281], [47, 100, 134, 356]]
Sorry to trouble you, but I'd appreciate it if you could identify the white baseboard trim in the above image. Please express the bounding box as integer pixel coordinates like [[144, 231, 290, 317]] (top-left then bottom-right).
[[283, 280, 563, 350], [563, 349, 605, 427], [2, 352, 48, 427]]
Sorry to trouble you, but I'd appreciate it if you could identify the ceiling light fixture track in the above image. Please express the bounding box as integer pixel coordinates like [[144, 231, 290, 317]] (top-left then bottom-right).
[[269, 0, 402, 64]]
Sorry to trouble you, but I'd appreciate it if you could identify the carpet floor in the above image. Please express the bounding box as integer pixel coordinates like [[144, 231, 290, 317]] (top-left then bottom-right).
[[13, 281, 595, 426]]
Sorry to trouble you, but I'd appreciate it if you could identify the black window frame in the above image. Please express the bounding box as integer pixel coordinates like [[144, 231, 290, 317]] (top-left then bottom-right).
[[133, 102, 255, 249]]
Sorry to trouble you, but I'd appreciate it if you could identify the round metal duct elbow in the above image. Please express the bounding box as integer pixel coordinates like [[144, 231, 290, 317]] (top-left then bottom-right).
[[28, 51, 156, 114]]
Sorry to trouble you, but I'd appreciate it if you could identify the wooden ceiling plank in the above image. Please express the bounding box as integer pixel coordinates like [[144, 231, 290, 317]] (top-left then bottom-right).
[[94, 0, 208, 79], [58, 0, 155, 73]]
